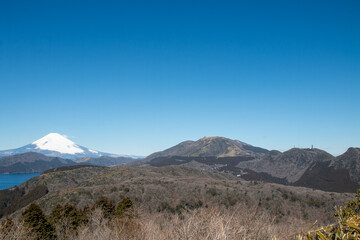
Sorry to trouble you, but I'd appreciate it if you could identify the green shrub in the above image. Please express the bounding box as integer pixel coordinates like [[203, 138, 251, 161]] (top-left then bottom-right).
[[21, 203, 56, 239], [116, 196, 134, 218], [92, 196, 115, 218], [299, 189, 360, 239], [50, 203, 87, 234]]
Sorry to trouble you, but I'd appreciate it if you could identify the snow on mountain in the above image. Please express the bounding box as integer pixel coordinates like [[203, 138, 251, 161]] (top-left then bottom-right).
[[0, 133, 141, 160], [32, 133, 85, 154]]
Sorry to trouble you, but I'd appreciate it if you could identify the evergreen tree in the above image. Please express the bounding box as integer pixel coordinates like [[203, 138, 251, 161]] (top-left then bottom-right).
[[116, 196, 135, 218], [49, 204, 63, 223], [92, 196, 115, 218], [50, 203, 87, 234], [21, 203, 56, 239]]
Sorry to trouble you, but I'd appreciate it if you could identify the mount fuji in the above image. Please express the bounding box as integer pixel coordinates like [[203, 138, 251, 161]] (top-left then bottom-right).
[[0, 133, 137, 160]]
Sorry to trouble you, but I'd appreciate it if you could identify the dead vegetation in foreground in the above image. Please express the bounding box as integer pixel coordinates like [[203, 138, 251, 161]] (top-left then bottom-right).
[[0, 204, 309, 240], [1, 190, 360, 240], [75, 206, 308, 240]]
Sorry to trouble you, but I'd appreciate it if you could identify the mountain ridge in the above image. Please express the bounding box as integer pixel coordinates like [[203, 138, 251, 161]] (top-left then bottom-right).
[[0, 133, 141, 160], [236, 148, 334, 183], [0, 152, 77, 174], [0, 152, 139, 173], [1, 134, 359, 193], [132, 137, 359, 193], [142, 136, 269, 164]]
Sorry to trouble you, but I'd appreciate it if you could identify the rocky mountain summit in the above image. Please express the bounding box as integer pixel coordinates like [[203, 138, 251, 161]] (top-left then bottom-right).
[[143, 136, 269, 163]]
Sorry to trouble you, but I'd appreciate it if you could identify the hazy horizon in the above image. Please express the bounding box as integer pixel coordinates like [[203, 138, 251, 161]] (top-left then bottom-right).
[[0, 132, 356, 157]]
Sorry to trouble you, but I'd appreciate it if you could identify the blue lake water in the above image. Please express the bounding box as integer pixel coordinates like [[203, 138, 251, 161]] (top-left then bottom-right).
[[0, 173, 41, 190]]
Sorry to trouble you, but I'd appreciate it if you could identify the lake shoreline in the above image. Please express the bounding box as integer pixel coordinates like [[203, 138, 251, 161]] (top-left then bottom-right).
[[0, 173, 41, 190]]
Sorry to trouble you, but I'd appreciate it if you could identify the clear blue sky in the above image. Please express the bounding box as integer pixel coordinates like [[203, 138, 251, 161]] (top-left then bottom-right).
[[0, 1, 359, 156]]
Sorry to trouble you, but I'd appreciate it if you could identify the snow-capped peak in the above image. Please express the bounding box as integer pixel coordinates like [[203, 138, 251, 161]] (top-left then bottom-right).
[[32, 133, 85, 154]]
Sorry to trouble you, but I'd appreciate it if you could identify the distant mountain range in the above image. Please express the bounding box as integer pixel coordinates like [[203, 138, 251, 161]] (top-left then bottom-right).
[[237, 148, 334, 182], [0, 133, 142, 160], [0, 152, 76, 173], [72, 156, 137, 166], [136, 136, 360, 193], [0, 152, 137, 173], [1, 134, 359, 193]]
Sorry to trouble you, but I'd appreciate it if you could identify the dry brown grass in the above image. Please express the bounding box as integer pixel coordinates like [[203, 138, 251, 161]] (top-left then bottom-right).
[[77, 204, 312, 240], [1, 204, 314, 240], [0, 219, 32, 240]]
